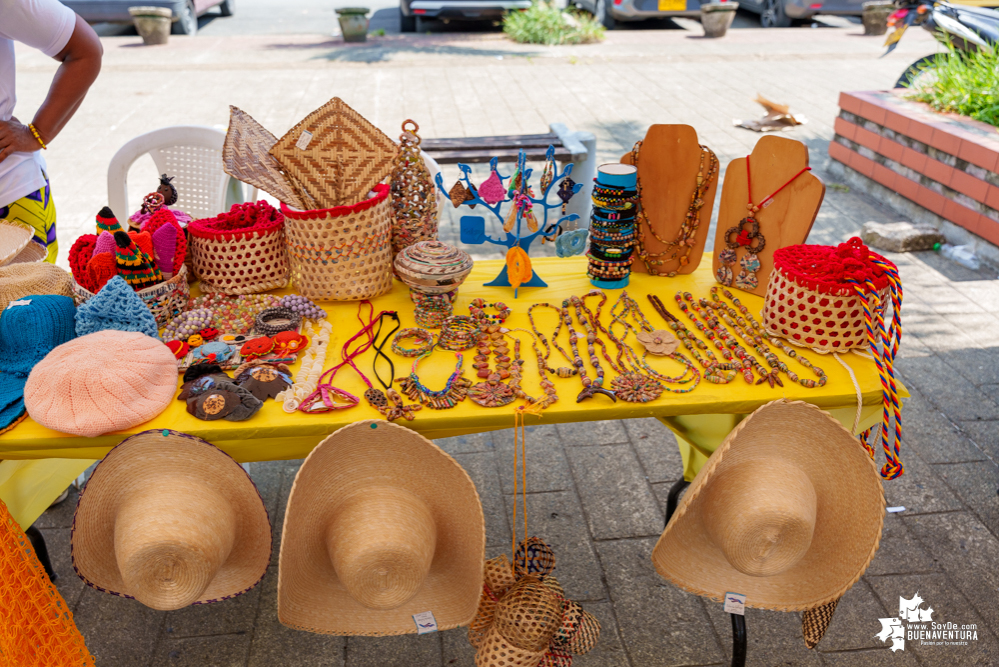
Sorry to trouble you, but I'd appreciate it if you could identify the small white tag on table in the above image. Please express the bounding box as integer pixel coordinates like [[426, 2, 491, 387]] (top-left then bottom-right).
[[724, 592, 746, 615], [7, 299, 31, 309], [887, 506, 906, 513], [413, 610, 438, 634], [295, 130, 313, 150]]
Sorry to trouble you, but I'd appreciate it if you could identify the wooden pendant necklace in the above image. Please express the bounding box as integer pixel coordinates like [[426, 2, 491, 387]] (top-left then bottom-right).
[[468, 323, 516, 408], [632, 142, 718, 277]]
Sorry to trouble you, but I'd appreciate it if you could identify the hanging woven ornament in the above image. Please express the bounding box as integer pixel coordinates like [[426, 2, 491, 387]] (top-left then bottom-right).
[[557, 177, 576, 214], [539, 157, 555, 193], [389, 120, 439, 260], [448, 180, 474, 208], [479, 169, 506, 205], [506, 246, 532, 297]]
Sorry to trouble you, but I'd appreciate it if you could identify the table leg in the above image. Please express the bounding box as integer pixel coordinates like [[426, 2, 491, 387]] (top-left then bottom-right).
[[731, 613, 747, 667], [25, 525, 57, 582], [664, 479, 690, 529]]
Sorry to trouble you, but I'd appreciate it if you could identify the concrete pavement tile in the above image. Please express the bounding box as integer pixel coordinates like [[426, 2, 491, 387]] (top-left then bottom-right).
[[819, 581, 891, 651], [247, 566, 344, 667], [959, 420, 999, 459], [982, 384, 999, 403], [556, 419, 630, 446], [453, 452, 510, 550], [932, 462, 999, 534], [572, 600, 630, 667], [164, 579, 264, 637], [937, 348, 999, 388], [651, 481, 686, 523], [269, 466, 297, 567], [151, 633, 251, 667], [896, 361, 999, 421], [625, 418, 683, 484], [909, 284, 988, 315], [883, 447, 964, 514], [567, 445, 663, 540], [441, 626, 476, 667], [73, 587, 164, 666], [41, 527, 87, 609], [867, 572, 999, 665], [820, 647, 920, 665], [900, 390, 986, 463], [436, 432, 495, 456], [866, 515, 938, 576], [594, 538, 724, 667], [34, 484, 79, 529], [248, 461, 285, 529], [702, 603, 820, 665], [494, 425, 574, 495], [500, 490, 606, 602], [345, 632, 442, 667], [905, 512, 999, 631]]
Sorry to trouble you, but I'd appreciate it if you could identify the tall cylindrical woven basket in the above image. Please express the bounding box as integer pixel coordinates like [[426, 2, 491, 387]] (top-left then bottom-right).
[[762, 239, 892, 352], [188, 201, 290, 295], [281, 184, 394, 301]]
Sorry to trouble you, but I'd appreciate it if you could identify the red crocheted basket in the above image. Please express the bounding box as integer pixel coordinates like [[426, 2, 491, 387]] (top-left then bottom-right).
[[762, 238, 895, 351], [188, 201, 290, 295]]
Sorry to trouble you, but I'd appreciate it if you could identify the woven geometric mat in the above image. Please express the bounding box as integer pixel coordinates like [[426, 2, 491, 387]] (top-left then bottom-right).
[[268, 97, 399, 209], [223, 106, 305, 209]]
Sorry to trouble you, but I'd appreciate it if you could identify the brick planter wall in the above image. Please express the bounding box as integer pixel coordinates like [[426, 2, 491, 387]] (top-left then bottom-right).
[[828, 90, 999, 268]]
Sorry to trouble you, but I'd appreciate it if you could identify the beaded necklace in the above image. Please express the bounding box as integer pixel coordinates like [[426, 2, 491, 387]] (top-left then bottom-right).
[[679, 292, 768, 385], [631, 142, 718, 277], [646, 295, 738, 385], [468, 323, 516, 408], [503, 328, 559, 410], [708, 287, 828, 388], [396, 351, 472, 409], [566, 294, 616, 402], [526, 303, 577, 378]]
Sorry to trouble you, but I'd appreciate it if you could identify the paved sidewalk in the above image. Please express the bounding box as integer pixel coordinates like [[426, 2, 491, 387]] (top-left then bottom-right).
[[16, 24, 999, 666]]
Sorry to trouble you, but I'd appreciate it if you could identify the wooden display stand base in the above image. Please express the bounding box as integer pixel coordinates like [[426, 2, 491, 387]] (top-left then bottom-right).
[[621, 125, 719, 276], [711, 135, 825, 298]]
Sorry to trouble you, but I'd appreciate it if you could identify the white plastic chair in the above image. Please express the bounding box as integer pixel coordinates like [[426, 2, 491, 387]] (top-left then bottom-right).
[[107, 125, 256, 223]]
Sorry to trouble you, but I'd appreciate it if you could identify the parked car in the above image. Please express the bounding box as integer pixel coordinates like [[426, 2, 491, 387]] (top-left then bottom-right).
[[398, 0, 532, 31], [60, 0, 234, 35], [738, 0, 864, 27], [577, 0, 862, 27]]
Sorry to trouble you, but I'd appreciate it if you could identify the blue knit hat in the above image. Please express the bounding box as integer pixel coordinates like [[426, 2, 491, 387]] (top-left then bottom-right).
[[75, 275, 160, 339], [0, 295, 77, 432]]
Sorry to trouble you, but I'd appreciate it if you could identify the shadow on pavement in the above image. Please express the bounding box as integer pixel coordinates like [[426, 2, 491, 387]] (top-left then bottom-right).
[[265, 35, 541, 61]]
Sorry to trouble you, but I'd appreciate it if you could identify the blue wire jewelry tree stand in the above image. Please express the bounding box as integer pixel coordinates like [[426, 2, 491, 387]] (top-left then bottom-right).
[[434, 147, 582, 296]]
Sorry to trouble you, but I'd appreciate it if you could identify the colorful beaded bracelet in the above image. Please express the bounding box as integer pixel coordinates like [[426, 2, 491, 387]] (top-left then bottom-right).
[[255, 307, 302, 337], [392, 327, 436, 357], [438, 315, 480, 351]]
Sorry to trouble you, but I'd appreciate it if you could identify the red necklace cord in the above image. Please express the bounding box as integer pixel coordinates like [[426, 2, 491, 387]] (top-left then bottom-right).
[[746, 155, 812, 212]]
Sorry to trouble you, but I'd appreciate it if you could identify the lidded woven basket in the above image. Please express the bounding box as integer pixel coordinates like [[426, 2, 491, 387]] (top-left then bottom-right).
[[188, 200, 290, 295], [762, 238, 893, 352], [280, 184, 394, 301]]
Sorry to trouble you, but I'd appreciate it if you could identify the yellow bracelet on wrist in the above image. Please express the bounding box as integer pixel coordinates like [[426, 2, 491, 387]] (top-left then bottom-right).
[[28, 124, 47, 150]]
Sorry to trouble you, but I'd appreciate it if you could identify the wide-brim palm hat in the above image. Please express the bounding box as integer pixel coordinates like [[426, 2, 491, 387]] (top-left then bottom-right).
[[652, 399, 885, 611], [278, 419, 485, 636], [71, 430, 272, 611]]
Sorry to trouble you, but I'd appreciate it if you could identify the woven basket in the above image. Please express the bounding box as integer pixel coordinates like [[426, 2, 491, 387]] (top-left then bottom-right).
[[73, 264, 190, 327], [280, 184, 393, 301], [188, 201, 290, 295], [762, 239, 892, 352]]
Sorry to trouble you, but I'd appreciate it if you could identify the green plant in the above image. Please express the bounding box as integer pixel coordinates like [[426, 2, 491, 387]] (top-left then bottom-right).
[[905, 44, 999, 128], [374, 28, 386, 36], [503, 1, 605, 45]]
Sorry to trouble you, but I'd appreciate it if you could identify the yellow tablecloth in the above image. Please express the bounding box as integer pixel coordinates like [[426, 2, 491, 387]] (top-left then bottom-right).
[[0, 254, 903, 527]]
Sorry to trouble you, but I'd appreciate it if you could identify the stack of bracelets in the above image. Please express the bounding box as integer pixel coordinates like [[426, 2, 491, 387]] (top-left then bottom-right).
[[588, 164, 638, 288], [438, 315, 480, 351], [410, 289, 457, 329]]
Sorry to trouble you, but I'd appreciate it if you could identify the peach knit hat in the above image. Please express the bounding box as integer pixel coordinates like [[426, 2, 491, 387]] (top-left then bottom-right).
[[24, 331, 178, 437]]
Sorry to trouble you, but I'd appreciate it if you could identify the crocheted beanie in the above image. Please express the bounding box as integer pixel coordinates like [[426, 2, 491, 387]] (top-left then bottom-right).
[[75, 275, 160, 339], [24, 331, 178, 438], [114, 231, 162, 289], [96, 206, 125, 235], [0, 262, 74, 313], [0, 295, 77, 433], [94, 230, 116, 257]]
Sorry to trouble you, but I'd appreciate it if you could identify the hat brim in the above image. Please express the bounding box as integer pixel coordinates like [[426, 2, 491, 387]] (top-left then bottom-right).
[[652, 400, 884, 611], [278, 420, 486, 636], [71, 430, 271, 605], [0, 374, 27, 432]]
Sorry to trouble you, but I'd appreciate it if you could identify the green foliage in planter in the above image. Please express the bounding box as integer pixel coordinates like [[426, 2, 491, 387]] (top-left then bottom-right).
[[905, 44, 999, 128], [503, 1, 605, 45]]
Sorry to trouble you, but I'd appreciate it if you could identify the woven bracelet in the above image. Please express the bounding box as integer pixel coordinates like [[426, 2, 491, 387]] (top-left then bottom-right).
[[255, 307, 301, 337]]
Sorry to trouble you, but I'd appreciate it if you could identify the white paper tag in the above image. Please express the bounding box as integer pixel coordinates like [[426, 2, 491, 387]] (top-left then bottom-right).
[[724, 592, 746, 615], [295, 130, 313, 150], [762, 198, 773, 209], [6, 299, 31, 309], [887, 506, 906, 513], [413, 611, 438, 634]]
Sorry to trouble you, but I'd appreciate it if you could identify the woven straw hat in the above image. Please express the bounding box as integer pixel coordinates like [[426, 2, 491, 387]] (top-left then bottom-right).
[[71, 430, 271, 610], [652, 400, 884, 611], [278, 420, 485, 636], [0, 219, 35, 266], [0, 262, 74, 314], [24, 331, 178, 437]]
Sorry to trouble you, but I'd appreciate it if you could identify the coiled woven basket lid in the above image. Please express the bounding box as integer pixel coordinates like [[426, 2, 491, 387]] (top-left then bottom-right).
[[70, 430, 272, 611], [652, 399, 885, 611], [277, 419, 485, 636]]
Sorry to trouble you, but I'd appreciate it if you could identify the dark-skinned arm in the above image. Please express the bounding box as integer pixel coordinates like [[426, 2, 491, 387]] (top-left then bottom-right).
[[0, 14, 103, 163]]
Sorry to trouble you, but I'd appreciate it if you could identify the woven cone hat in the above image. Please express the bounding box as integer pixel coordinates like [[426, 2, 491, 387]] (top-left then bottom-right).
[[71, 430, 271, 610], [652, 400, 884, 611], [278, 419, 485, 636]]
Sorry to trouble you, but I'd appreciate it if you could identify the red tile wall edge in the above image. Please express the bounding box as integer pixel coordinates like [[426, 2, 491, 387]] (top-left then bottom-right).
[[828, 141, 852, 166], [839, 92, 864, 116], [834, 117, 857, 142], [950, 169, 989, 202], [976, 215, 999, 245], [958, 139, 999, 173]]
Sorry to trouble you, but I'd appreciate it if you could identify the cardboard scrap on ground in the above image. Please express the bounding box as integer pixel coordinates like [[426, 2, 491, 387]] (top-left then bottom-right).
[[734, 95, 807, 132]]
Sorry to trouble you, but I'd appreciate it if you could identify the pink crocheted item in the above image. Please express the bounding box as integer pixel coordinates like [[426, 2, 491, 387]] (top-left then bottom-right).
[[94, 230, 116, 257], [142, 208, 187, 275], [24, 330, 178, 438], [68, 235, 98, 289], [772, 237, 891, 296], [129, 206, 192, 229], [478, 171, 505, 206], [151, 225, 178, 277], [86, 252, 118, 292], [188, 201, 283, 241]]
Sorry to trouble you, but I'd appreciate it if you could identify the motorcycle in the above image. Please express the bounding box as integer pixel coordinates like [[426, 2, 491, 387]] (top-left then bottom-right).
[[883, 0, 999, 88]]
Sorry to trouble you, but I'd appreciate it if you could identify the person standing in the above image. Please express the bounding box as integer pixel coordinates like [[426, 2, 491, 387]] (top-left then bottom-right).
[[0, 0, 102, 262]]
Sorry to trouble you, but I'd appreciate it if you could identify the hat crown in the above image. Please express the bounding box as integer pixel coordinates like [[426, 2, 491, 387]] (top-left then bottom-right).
[[0, 295, 76, 373], [114, 480, 236, 610], [702, 457, 817, 578], [326, 486, 437, 611], [74, 275, 160, 339]]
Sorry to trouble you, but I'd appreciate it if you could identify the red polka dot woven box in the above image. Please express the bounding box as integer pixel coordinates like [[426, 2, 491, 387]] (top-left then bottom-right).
[[762, 238, 894, 352], [188, 201, 290, 295]]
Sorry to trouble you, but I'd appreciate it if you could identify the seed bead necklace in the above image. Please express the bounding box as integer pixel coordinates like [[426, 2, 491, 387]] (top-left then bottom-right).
[[610, 293, 701, 394], [709, 287, 828, 388], [396, 351, 472, 409], [503, 328, 559, 410], [631, 142, 718, 277], [679, 292, 762, 385], [647, 295, 737, 385]]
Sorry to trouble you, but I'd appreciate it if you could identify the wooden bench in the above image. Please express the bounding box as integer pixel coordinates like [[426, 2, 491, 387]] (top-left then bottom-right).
[[421, 122, 597, 222]]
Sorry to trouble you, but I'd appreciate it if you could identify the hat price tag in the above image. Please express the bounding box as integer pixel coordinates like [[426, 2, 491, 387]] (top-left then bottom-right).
[[6, 299, 31, 309], [295, 130, 313, 150], [413, 611, 438, 635], [723, 592, 746, 616]]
